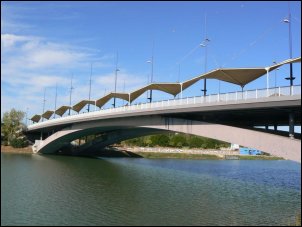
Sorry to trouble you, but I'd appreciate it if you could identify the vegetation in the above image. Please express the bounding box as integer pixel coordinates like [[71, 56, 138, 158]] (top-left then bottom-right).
[[120, 133, 229, 149], [238, 155, 283, 160], [1, 108, 28, 148]]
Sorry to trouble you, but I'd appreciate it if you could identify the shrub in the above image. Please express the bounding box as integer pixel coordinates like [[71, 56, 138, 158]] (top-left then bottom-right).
[[150, 134, 169, 147], [169, 134, 187, 147], [10, 138, 28, 148]]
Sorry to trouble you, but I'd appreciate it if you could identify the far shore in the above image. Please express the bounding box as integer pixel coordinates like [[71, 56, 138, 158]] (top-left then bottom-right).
[[1, 145, 283, 160], [111, 146, 283, 160]]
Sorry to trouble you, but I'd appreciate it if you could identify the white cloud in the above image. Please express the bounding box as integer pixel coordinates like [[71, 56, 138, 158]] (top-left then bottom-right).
[[29, 48, 84, 68], [1, 34, 103, 116], [1, 33, 35, 48], [1, 34, 89, 70], [1, 33, 148, 117]]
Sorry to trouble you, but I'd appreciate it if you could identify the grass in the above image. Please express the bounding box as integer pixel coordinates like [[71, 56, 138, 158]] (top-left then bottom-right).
[[237, 155, 283, 160]]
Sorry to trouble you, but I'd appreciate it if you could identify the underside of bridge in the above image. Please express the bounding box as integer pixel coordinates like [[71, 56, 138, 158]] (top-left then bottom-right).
[[28, 114, 301, 163]]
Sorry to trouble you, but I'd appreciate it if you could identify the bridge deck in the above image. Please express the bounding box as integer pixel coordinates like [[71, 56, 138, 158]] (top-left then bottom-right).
[[27, 85, 301, 133]]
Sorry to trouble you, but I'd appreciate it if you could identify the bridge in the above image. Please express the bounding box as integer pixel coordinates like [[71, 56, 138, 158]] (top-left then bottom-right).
[[26, 57, 301, 162]]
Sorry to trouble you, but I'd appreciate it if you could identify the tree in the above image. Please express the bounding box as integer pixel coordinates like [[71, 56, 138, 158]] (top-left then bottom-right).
[[1, 108, 27, 147], [169, 134, 187, 147], [150, 134, 169, 147]]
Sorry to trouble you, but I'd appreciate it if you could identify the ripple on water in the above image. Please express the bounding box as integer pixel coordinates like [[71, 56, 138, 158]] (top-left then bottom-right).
[[1, 154, 301, 226]]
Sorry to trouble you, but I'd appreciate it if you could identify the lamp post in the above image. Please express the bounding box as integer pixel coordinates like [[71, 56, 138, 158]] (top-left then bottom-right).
[[147, 59, 153, 103], [122, 79, 125, 106], [88, 63, 92, 112], [200, 39, 210, 96], [147, 41, 154, 103], [68, 74, 74, 115], [283, 2, 295, 91], [113, 52, 119, 108], [284, 2, 295, 138], [201, 15, 210, 97], [54, 83, 57, 118], [42, 88, 46, 122]]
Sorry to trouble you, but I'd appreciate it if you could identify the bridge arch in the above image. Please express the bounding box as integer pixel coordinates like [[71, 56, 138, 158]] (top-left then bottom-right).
[[33, 116, 301, 162]]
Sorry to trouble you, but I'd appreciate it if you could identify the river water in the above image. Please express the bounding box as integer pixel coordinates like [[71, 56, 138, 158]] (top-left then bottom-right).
[[1, 153, 301, 226]]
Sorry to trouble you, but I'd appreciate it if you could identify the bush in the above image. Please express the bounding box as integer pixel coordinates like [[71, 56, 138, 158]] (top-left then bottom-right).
[[121, 133, 230, 149], [10, 138, 28, 148], [169, 134, 187, 147], [188, 136, 205, 148], [150, 134, 169, 147]]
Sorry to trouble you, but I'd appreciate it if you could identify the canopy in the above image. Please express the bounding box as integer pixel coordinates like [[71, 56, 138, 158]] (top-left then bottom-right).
[[182, 75, 206, 91], [96, 92, 129, 108], [182, 68, 267, 88], [267, 57, 301, 72], [72, 100, 95, 113], [129, 83, 181, 102], [31, 115, 41, 123], [182, 57, 301, 89], [55, 106, 72, 116], [30, 56, 301, 120], [203, 68, 267, 87], [41, 110, 54, 120]]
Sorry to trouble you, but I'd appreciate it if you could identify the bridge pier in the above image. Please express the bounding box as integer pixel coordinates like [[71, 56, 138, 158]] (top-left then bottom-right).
[[289, 112, 295, 138], [274, 124, 278, 131]]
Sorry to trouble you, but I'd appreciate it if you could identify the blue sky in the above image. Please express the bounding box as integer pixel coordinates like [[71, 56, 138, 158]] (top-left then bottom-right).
[[1, 1, 301, 120]]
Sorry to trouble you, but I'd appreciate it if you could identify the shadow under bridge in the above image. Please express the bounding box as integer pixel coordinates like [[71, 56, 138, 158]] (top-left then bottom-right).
[[33, 115, 301, 162]]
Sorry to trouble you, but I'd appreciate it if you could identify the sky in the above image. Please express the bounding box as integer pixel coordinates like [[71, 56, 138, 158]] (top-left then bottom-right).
[[1, 1, 301, 122]]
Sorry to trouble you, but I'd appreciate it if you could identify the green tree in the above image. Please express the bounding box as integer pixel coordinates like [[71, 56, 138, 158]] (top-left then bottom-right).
[[169, 134, 187, 147], [1, 108, 27, 147], [150, 134, 169, 147], [188, 136, 205, 148]]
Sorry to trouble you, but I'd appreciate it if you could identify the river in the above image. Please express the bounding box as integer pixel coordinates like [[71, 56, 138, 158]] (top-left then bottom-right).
[[1, 153, 301, 226]]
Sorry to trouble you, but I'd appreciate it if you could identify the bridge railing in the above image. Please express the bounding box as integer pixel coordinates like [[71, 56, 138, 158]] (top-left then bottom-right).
[[29, 85, 301, 126]]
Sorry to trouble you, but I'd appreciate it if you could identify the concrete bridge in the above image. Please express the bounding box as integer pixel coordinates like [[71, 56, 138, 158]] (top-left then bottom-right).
[[26, 85, 301, 162]]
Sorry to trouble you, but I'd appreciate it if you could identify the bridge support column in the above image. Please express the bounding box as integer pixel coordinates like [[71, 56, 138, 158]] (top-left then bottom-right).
[[289, 112, 294, 138], [274, 124, 278, 131], [265, 125, 269, 131]]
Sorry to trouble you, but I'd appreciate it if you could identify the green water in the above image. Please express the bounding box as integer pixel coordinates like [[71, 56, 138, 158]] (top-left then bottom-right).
[[1, 153, 301, 226]]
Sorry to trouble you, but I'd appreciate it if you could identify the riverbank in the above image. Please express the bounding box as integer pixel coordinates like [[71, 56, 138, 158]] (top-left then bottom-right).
[[127, 151, 283, 160], [1, 145, 32, 154], [0, 145, 283, 160], [112, 146, 283, 160]]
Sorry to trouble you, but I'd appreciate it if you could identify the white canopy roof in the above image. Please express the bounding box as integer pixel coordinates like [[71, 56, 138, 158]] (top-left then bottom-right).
[[31, 57, 301, 120]]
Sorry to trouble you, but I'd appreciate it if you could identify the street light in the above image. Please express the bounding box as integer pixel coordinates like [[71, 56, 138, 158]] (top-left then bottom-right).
[[87, 63, 92, 112], [41, 88, 46, 122], [200, 14, 210, 97], [200, 38, 210, 97], [147, 41, 154, 103], [283, 3, 295, 138], [68, 74, 74, 116], [147, 58, 153, 103], [54, 83, 57, 118], [113, 52, 119, 108], [283, 4, 295, 91], [113, 68, 120, 108]]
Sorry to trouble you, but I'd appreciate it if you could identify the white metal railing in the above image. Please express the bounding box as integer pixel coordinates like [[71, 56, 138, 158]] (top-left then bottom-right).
[[28, 85, 301, 129]]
